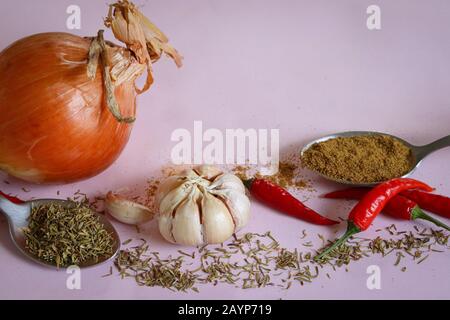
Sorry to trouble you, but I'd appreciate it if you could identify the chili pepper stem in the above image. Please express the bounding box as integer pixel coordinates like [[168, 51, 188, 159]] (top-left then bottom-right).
[[242, 178, 254, 190], [412, 206, 450, 231], [314, 221, 360, 261]]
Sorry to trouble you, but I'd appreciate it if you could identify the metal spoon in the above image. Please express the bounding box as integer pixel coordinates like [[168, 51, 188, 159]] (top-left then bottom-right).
[[0, 195, 120, 269], [300, 131, 450, 187]]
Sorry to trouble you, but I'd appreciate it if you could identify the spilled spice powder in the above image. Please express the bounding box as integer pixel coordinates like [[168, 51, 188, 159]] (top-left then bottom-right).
[[255, 162, 309, 190], [145, 178, 161, 209], [232, 165, 251, 182], [301, 134, 413, 183], [233, 156, 312, 191]]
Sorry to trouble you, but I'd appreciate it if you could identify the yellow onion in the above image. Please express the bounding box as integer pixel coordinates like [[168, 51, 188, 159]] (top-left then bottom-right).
[[0, 0, 182, 183]]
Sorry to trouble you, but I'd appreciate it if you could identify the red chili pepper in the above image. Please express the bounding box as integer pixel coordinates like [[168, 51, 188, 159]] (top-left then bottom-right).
[[314, 178, 433, 261], [323, 188, 369, 201], [323, 187, 449, 230], [0, 191, 24, 204], [243, 178, 339, 225], [401, 190, 450, 219]]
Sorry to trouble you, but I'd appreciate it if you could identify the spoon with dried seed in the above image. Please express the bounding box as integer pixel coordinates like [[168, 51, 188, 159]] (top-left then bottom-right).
[[0, 194, 120, 269]]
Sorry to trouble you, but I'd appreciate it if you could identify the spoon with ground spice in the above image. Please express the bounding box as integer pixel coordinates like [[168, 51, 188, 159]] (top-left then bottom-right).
[[300, 131, 450, 186]]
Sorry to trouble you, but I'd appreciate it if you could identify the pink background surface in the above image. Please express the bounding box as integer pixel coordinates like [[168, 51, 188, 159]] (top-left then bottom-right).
[[0, 0, 449, 299]]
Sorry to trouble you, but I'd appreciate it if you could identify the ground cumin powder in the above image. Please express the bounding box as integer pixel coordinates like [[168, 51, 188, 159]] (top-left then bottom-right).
[[233, 156, 313, 191], [301, 134, 413, 183]]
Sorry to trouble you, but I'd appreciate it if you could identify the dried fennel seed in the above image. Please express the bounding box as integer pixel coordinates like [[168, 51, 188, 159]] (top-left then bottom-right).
[[315, 228, 449, 268], [115, 240, 198, 292], [23, 201, 115, 268], [111, 228, 448, 292]]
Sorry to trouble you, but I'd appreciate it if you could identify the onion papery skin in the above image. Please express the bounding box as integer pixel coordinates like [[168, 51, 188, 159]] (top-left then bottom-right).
[[0, 33, 137, 184]]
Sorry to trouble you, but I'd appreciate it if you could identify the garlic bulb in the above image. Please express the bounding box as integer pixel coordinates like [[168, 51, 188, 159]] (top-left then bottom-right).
[[105, 192, 154, 225], [156, 165, 251, 246]]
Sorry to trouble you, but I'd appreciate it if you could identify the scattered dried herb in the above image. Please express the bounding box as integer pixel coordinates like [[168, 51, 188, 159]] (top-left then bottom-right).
[[102, 266, 114, 278], [111, 226, 448, 292], [122, 239, 133, 246], [315, 227, 448, 269]]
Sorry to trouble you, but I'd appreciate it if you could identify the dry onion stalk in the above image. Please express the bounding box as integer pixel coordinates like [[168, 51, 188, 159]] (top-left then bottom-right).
[[0, 0, 182, 184], [105, 0, 183, 93]]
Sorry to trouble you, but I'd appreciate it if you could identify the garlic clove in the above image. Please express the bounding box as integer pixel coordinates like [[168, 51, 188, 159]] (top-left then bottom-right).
[[105, 192, 154, 225], [155, 175, 185, 206], [158, 212, 176, 243], [159, 182, 192, 215], [210, 173, 246, 193], [201, 192, 235, 244], [171, 191, 203, 246], [180, 168, 200, 179], [213, 189, 251, 230], [194, 165, 223, 180]]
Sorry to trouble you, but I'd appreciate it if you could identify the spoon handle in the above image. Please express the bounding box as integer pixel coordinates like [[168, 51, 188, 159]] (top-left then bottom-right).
[[0, 194, 30, 228], [0, 194, 19, 219], [415, 135, 450, 161], [0, 191, 23, 204]]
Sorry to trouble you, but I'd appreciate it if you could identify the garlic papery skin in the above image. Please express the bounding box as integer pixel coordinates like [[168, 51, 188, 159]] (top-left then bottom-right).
[[105, 192, 154, 225], [194, 165, 223, 180], [155, 165, 251, 246]]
